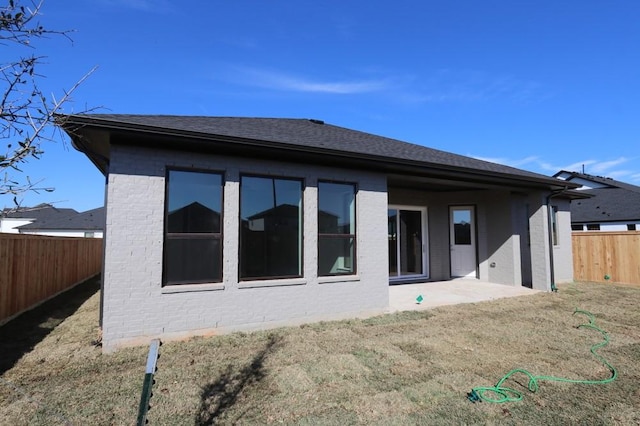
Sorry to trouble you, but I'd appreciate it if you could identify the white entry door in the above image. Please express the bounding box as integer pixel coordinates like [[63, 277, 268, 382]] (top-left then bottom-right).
[[450, 206, 476, 278]]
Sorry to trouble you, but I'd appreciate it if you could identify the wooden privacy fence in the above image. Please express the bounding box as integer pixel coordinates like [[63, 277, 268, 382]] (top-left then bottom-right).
[[0, 234, 103, 324], [572, 231, 640, 285]]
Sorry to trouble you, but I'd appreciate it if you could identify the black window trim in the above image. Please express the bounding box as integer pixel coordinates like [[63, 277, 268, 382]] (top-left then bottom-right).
[[238, 173, 305, 281], [162, 167, 225, 286], [318, 179, 358, 277]]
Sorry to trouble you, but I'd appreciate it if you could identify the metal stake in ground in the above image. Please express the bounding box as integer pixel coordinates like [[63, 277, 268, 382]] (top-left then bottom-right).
[[137, 339, 161, 425]]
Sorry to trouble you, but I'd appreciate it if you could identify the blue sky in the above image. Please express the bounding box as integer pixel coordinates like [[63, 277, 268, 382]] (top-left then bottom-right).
[[3, 0, 640, 211]]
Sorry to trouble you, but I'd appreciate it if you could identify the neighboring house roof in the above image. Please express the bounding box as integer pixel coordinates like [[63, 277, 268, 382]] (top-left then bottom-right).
[[18, 207, 105, 231], [554, 171, 640, 224], [570, 188, 640, 223], [60, 114, 580, 192], [554, 170, 640, 193], [1, 203, 78, 221]]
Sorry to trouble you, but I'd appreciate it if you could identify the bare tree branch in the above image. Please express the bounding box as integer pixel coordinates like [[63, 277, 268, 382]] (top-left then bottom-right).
[[1, 0, 96, 204]]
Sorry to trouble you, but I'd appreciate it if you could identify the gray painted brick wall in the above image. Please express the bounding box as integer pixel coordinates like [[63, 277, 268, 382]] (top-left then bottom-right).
[[389, 187, 556, 289], [102, 145, 562, 350], [102, 145, 389, 351], [552, 199, 574, 283]]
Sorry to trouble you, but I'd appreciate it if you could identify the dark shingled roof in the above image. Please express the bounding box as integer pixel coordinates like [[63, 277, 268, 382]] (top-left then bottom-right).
[[63, 114, 573, 188], [552, 171, 640, 223], [2, 203, 78, 221], [570, 188, 640, 223], [554, 170, 640, 193], [18, 207, 105, 231]]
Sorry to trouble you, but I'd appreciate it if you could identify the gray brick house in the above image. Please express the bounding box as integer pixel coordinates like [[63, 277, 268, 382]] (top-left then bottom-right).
[[60, 115, 579, 351]]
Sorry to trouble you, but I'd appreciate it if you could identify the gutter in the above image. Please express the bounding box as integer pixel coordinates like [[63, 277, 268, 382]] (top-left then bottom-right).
[[55, 115, 111, 174], [546, 186, 569, 292], [60, 114, 580, 192]]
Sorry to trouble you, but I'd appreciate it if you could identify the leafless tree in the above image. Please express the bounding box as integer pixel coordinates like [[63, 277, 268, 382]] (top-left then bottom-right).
[[1, 0, 95, 205]]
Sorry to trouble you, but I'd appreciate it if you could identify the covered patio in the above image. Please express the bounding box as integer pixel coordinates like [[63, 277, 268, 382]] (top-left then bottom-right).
[[388, 280, 541, 313]]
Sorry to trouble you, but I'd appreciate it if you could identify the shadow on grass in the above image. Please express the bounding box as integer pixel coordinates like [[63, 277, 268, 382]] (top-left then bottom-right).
[[0, 275, 100, 375], [196, 334, 281, 425]]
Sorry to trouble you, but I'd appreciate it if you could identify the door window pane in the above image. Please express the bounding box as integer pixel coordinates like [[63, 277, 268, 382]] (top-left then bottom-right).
[[453, 210, 472, 245], [399, 210, 423, 275], [240, 176, 302, 279], [389, 208, 425, 278], [388, 210, 398, 276]]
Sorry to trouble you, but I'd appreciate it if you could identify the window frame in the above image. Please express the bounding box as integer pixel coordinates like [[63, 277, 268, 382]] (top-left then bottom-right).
[[317, 180, 357, 277], [162, 167, 224, 286], [551, 205, 559, 245], [239, 173, 304, 281]]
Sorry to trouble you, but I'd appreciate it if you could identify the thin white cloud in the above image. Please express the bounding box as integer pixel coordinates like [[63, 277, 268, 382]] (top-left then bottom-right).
[[471, 155, 507, 164], [471, 155, 539, 168], [218, 66, 547, 102], [589, 157, 629, 173], [557, 160, 597, 173], [227, 67, 392, 94], [407, 70, 549, 105], [98, 0, 172, 12], [511, 156, 540, 167], [606, 170, 634, 179], [470, 155, 640, 183], [549, 158, 631, 175]]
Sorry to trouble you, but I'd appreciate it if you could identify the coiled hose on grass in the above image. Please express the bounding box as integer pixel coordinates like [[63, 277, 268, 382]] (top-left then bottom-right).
[[467, 309, 617, 403]]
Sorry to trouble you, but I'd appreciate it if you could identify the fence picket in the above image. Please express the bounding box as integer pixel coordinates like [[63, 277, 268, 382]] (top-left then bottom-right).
[[572, 231, 640, 285], [0, 234, 102, 324]]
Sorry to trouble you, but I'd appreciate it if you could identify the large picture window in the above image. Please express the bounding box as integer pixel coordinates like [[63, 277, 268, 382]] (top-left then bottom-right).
[[318, 181, 356, 276], [240, 175, 303, 280], [163, 169, 223, 285]]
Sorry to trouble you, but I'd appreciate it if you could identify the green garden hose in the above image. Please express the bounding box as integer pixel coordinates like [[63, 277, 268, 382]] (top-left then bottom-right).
[[467, 309, 617, 403]]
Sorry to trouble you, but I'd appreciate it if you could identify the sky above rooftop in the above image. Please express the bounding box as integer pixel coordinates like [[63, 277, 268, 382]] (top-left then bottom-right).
[[2, 0, 640, 211]]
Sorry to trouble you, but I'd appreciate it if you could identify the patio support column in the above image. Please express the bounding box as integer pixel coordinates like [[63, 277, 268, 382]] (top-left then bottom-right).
[[528, 191, 552, 291]]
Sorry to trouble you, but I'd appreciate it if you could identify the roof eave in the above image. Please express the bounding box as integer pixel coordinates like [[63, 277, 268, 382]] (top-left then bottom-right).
[[60, 114, 579, 191]]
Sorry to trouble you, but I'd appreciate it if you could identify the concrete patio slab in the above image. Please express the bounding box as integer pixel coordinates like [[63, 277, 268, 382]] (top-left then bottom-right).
[[388, 279, 541, 313]]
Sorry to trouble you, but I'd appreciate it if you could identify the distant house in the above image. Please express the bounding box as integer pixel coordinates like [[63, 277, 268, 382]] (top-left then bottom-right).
[[554, 170, 640, 231], [17, 207, 105, 238], [0, 204, 104, 237], [60, 114, 581, 351], [0, 204, 78, 234]]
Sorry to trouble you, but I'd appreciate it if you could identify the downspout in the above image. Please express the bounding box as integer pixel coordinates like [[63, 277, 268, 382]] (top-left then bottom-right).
[[546, 186, 568, 292]]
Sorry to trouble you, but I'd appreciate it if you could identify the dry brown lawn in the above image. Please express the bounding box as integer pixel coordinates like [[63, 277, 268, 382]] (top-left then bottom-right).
[[1, 278, 639, 425]]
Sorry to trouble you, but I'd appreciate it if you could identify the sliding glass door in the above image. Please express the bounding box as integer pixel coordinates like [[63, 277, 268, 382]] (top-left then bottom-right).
[[388, 206, 428, 280]]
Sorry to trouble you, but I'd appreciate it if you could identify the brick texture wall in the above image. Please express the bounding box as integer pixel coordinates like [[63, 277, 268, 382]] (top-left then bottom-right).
[[102, 145, 389, 351]]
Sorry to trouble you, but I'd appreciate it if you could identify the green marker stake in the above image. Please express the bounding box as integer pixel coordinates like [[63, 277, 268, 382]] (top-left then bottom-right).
[[416, 294, 424, 304]]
